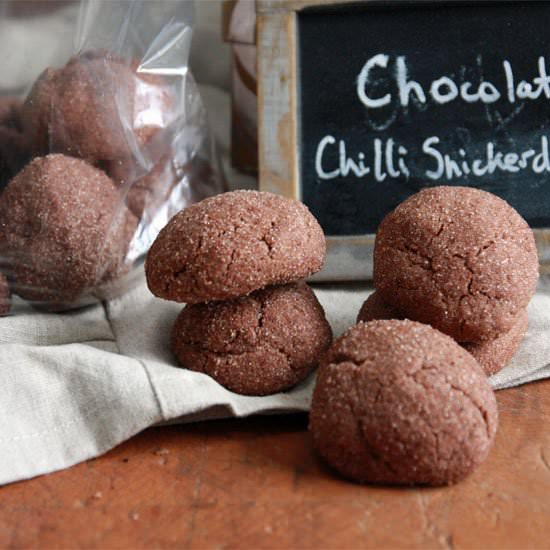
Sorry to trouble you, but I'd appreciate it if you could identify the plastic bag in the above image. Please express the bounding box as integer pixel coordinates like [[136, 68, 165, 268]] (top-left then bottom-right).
[[0, 0, 226, 314]]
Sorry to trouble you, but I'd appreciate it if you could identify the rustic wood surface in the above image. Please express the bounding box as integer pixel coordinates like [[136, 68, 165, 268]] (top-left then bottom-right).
[[2, 379, 550, 549]]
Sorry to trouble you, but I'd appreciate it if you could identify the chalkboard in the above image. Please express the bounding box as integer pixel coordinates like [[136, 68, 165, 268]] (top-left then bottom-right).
[[298, 1, 550, 236]]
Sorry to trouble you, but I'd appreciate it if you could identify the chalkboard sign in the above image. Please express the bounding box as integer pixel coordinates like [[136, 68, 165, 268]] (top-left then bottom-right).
[[257, 0, 550, 280]]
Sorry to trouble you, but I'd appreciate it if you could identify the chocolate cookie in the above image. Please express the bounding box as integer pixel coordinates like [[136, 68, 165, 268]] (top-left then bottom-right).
[[0, 272, 10, 315], [310, 320, 498, 486], [356, 291, 398, 324], [22, 51, 173, 161], [146, 190, 326, 304], [106, 154, 177, 218], [0, 154, 137, 304], [464, 310, 528, 376], [357, 291, 528, 376], [374, 186, 538, 342], [171, 282, 332, 396]]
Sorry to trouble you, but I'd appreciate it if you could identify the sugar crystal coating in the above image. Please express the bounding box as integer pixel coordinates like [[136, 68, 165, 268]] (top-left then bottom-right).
[[171, 282, 332, 396], [357, 291, 528, 376], [310, 320, 498, 486], [21, 51, 172, 161], [356, 291, 398, 324], [463, 311, 528, 376], [374, 186, 538, 342], [0, 154, 137, 304], [106, 154, 177, 218], [146, 190, 326, 304]]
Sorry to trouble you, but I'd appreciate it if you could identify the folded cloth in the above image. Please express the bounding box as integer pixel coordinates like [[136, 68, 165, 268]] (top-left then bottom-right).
[[1, 279, 549, 485]]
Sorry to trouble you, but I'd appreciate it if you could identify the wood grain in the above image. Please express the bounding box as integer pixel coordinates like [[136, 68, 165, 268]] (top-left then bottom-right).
[[257, 10, 299, 200], [2, 380, 550, 549]]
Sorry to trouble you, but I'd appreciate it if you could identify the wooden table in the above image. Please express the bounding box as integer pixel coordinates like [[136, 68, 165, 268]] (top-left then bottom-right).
[[2, 379, 550, 549]]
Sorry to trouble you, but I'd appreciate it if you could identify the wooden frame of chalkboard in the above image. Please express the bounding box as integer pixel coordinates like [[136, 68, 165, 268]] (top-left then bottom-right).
[[258, 0, 368, 281], [257, 0, 550, 281]]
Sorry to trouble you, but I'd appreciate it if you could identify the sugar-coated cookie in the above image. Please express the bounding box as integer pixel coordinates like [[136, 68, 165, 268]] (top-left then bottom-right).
[[356, 291, 398, 325], [106, 154, 177, 218], [374, 186, 538, 342], [463, 310, 528, 376], [0, 154, 137, 304], [22, 51, 173, 161], [171, 282, 332, 396], [146, 190, 326, 304], [310, 320, 498, 486], [357, 291, 528, 376]]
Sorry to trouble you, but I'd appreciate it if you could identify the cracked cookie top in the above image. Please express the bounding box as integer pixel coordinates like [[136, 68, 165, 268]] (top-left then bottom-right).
[[373, 186, 538, 342], [0, 154, 138, 304], [309, 320, 498, 486], [171, 282, 332, 396], [145, 190, 326, 304]]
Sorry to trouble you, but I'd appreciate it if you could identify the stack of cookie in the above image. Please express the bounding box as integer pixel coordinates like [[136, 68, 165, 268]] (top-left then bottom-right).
[[309, 186, 538, 487], [145, 190, 333, 396], [0, 51, 176, 313], [359, 186, 539, 376]]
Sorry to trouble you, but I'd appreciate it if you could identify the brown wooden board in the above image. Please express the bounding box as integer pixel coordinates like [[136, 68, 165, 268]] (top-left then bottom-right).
[[2, 381, 550, 548]]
